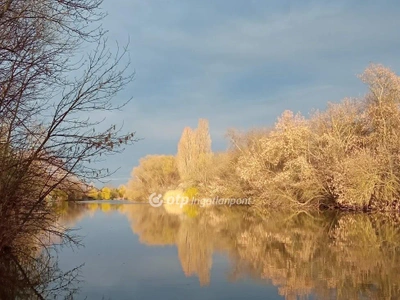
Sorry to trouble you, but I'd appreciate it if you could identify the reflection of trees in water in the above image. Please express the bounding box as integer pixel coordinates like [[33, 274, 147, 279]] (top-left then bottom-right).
[[0, 201, 134, 299], [56, 201, 125, 225], [230, 212, 400, 300], [177, 218, 213, 286], [122, 205, 215, 285], [0, 241, 81, 300], [122, 204, 180, 245], [35, 202, 400, 299], [55, 201, 91, 227], [122, 204, 400, 299], [0, 201, 90, 300]]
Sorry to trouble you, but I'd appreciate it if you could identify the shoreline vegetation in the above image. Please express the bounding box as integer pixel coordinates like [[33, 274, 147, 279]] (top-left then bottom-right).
[[0, 0, 136, 294], [1, 0, 400, 297], [125, 64, 400, 214]]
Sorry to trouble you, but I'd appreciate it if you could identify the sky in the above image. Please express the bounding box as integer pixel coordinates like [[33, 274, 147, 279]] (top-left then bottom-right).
[[93, 0, 400, 186]]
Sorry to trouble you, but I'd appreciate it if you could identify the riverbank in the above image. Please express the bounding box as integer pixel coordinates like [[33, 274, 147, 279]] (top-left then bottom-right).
[[126, 64, 400, 213]]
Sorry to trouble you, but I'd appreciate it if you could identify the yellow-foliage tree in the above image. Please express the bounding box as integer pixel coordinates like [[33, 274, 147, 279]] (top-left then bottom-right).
[[177, 127, 194, 181], [124, 64, 400, 211], [127, 155, 179, 201], [117, 184, 127, 199], [231, 64, 400, 210], [100, 187, 111, 200], [87, 188, 100, 200], [176, 119, 212, 185]]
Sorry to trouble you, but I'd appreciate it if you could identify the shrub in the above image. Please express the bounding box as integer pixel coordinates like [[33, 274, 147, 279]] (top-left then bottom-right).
[[228, 65, 400, 210], [184, 187, 198, 199], [127, 155, 179, 201]]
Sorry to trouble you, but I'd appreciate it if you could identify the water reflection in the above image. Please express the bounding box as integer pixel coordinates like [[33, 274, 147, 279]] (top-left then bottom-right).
[[0, 246, 81, 299], [0, 201, 88, 300], [53, 202, 400, 299]]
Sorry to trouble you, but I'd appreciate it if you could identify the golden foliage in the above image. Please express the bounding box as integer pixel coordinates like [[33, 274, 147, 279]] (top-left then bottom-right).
[[228, 65, 400, 210], [176, 119, 212, 184], [117, 202, 400, 298], [122, 64, 400, 211], [100, 187, 111, 200], [126, 155, 179, 201], [87, 188, 99, 199]]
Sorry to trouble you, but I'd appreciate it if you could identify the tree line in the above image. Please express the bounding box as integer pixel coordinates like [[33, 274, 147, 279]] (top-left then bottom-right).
[[127, 64, 400, 212], [86, 185, 128, 200]]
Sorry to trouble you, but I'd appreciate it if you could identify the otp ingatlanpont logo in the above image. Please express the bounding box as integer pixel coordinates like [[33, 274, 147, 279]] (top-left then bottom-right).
[[148, 193, 163, 207]]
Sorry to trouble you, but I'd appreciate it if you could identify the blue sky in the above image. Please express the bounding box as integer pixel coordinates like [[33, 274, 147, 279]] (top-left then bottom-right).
[[94, 0, 400, 186]]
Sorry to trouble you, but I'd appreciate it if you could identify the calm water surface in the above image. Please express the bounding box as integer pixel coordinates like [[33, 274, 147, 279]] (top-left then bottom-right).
[[55, 201, 400, 300]]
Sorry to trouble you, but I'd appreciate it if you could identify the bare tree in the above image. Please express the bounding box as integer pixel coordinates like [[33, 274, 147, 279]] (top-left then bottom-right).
[[0, 0, 136, 256]]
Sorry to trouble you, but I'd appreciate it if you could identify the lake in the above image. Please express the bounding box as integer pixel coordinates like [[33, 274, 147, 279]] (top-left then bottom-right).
[[53, 201, 400, 300]]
